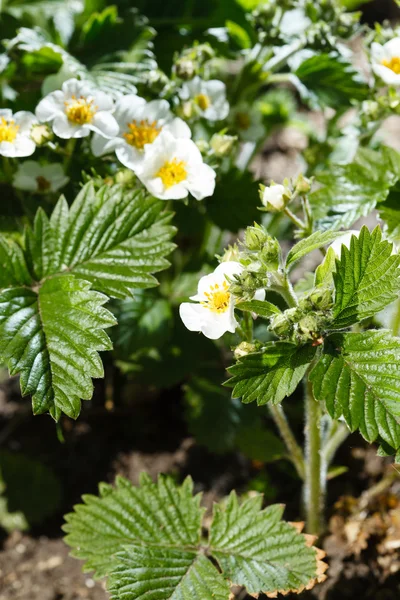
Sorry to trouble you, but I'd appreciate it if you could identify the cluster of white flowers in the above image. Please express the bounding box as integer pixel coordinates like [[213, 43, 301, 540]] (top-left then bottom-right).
[[0, 77, 230, 200]]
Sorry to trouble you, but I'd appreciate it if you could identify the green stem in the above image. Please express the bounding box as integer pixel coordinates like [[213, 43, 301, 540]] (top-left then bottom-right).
[[390, 298, 400, 336], [304, 379, 324, 535], [2, 156, 14, 182], [322, 421, 349, 467], [63, 138, 77, 172], [279, 275, 299, 308], [268, 404, 305, 479], [283, 207, 306, 231]]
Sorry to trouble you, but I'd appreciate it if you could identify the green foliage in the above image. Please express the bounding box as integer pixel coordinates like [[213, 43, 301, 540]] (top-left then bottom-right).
[[226, 342, 317, 405], [0, 451, 61, 532], [310, 147, 400, 229], [184, 376, 284, 458], [0, 183, 175, 419], [294, 52, 368, 110], [310, 330, 400, 449], [332, 227, 400, 329], [235, 299, 281, 318], [285, 230, 344, 269], [64, 474, 320, 598]]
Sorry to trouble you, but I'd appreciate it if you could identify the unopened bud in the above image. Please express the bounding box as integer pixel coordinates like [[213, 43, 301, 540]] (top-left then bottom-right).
[[270, 312, 293, 338], [309, 287, 333, 310], [115, 169, 136, 185], [260, 236, 280, 270], [234, 341, 257, 359], [31, 123, 53, 146], [220, 244, 240, 263], [210, 133, 237, 157], [175, 58, 195, 80], [195, 139, 209, 154], [244, 225, 268, 251], [295, 173, 312, 195], [260, 182, 290, 212]]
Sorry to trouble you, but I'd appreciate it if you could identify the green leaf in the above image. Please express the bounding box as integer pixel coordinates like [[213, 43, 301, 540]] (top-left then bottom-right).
[[285, 230, 343, 269], [64, 474, 203, 577], [226, 342, 317, 405], [310, 147, 400, 229], [314, 247, 337, 287], [0, 235, 31, 289], [209, 493, 318, 596], [379, 188, 400, 244], [332, 226, 400, 329], [0, 276, 116, 420], [25, 184, 176, 299], [113, 291, 173, 355], [0, 451, 61, 532], [64, 474, 321, 598], [109, 548, 229, 600], [294, 52, 368, 110], [310, 331, 400, 449], [236, 299, 281, 318]]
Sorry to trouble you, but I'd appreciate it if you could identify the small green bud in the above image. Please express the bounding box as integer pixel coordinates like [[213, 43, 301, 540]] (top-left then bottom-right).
[[115, 169, 136, 185], [210, 133, 237, 157], [234, 341, 257, 359], [220, 244, 240, 263], [244, 225, 268, 251], [309, 287, 333, 310], [298, 314, 319, 336], [195, 139, 209, 154], [260, 236, 280, 270], [270, 312, 293, 338], [30, 124, 53, 146], [295, 173, 312, 195]]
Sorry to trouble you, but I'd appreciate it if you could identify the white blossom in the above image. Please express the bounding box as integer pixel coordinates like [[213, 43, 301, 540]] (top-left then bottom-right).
[[35, 78, 119, 139], [137, 131, 216, 200], [179, 262, 243, 339], [0, 109, 37, 157], [180, 262, 265, 340], [179, 76, 229, 121], [371, 38, 400, 86], [13, 161, 69, 193], [91, 94, 190, 173], [261, 183, 287, 212]]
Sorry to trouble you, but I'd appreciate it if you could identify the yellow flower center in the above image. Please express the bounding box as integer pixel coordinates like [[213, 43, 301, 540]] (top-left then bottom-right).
[[36, 176, 51, 192], [123, 119, 161, 149], [194, 93, 211, 111], [201, 280, 230, 313], [65, 96, 96, 124], [0, 117, 19, 143], [235, 112, 251, 130], [382, 57, 400, 74], [156, 158, 187, 188]]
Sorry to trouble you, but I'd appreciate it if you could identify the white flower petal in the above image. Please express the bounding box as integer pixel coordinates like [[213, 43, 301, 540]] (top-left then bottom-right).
[[384, 37, 400, 59], [36, 91, 65, 122], [53, 114, 89, 138], [372, 64, 400, 85], [0, 108, 13, 120], [186, 162, 216, 200], [329, 230, 359, 256], [179, 302, 237, 339], [116, 143, 143, 171], [371, 42, 384, 64], [91, 133, 123, 157], [90, 111, 119, 138], [165, 117, 192, 139]]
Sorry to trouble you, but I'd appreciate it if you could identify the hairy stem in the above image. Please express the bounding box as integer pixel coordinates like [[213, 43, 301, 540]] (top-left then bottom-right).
[[284, 207, 306, 231], [322, 421, 350, 467], [304, 379, 324, 535], [268, 404, 305, 479]]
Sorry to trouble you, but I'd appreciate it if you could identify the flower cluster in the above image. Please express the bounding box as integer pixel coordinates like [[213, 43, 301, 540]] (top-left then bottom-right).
[[0, 77, 229, 201]]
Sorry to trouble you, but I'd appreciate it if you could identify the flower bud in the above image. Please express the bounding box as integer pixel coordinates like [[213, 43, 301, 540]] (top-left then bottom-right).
[[210, 133, 237, 157], [244, 225, 268, 251], [295, 173, 312, 195], [115, 169, 136, 185], [220, 244, 240, 263], [234, 341, 257, 359], [30, 123, 53, 146], [298, 314, 319, 337], [270, 313, 294, 338], [260, 183, 290, 212], [309, 287, 333, 310], [174, 58, 195, 80], [260, 236, 280, 270], [195, 139, 209, 154]]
